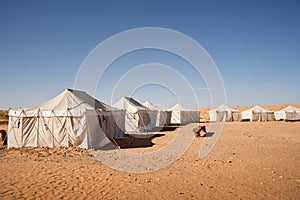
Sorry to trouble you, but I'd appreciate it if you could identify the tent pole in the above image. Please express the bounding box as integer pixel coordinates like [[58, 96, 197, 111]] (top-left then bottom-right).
[[37, 108, 40, 147], [111, 137, 120, 150]]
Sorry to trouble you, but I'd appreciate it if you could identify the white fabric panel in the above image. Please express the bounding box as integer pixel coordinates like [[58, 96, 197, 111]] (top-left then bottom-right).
[[286, 111, 300, 121], [232, 112, 240, 121], [8, 117, 22, 148], [103, 110, 126, 139], [67, 116, 87, 148], [274, 112, 286, 121], [111, 110, 126, 138], [261, 112, 268, 121], [185, 110, 200, 124], [142, 110, 157, 131], [86, 111, 114, 150], [156, 111, 172, 126], [136, 110, 149, 131], [267, 113, 274, 121], [123, 111, 138, 132], [216, 111, 226, 122], [242, 111, 253, 121], [22, 117, 38, 147], [251, 113, 260, 121], [53, 116, 68, 147], [170, 110, 181, 124], [209, 110, 217, 122], [38, 117, 54, 147], [177, 110, 199, 124], [179, 111, 190, 124], [142, 101, 172, 126]]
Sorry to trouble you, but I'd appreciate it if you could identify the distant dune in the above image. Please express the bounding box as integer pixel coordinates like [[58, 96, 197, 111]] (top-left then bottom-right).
[[234, 104, 300, 112]]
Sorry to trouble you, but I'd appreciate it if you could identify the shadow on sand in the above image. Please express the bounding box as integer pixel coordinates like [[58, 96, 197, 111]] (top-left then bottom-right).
[[107, 126, 213, 150], [114, 133, 165, 149], [149, 126, 179, 132], [205, 132, 215, 137]]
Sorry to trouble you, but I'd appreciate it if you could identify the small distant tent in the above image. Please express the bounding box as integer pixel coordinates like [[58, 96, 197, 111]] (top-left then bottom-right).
[[143, 101, 172, 126], [241, 105, 274, 122], [8, 89, 125, 149], [113, 97, 157, 132], [168, 103, 200, 124], [274, 106, 300, 121], [209, 104, 240, 122]]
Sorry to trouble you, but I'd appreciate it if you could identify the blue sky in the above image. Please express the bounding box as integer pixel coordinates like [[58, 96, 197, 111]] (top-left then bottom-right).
[[0, 0, 299, 109]]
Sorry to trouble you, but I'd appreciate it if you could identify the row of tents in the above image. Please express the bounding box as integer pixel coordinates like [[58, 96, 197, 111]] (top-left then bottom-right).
[[209, 104, 300, 122], [7, 89, 200, 149], [7, 88, 298, 149]]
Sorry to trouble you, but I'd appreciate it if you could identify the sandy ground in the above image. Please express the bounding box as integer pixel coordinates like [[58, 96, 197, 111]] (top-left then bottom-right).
[[0, 120, 299, 199]]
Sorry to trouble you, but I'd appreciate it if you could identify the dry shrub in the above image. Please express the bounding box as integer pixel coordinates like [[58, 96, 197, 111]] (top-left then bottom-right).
[[0, 110, 8, 120]]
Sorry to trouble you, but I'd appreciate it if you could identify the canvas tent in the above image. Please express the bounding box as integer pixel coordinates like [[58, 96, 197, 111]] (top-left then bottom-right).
[[168, 103, 200, 124], [241, 105, 274, 122], [8, 89, 125, 149], [113, 97, 157, 132], [143, 101, 171, 126], [274, 106, 300, 121], [209, 104, 240, 122]]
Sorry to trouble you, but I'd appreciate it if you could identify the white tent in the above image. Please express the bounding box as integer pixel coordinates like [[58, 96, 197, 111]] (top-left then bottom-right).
[[241, 105, 274, 122], [209, 104, 240, 122], [274, 106, 300, 121], [8, 89, 125, 149], [143, 101, 172, 127], [168, 103, 200, 124], [113, 97, 157, 132]]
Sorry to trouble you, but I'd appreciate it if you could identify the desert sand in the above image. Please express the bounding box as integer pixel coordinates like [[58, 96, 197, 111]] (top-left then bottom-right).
[[0, 118, 299, 199], [0, 106, 299, 199]]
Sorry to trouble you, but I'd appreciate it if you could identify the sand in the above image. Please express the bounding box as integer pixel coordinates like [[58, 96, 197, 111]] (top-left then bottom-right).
[[0, 120, 299, 199]]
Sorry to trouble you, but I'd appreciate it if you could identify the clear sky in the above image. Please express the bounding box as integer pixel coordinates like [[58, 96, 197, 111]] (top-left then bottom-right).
[[0, 0, 299, 109]]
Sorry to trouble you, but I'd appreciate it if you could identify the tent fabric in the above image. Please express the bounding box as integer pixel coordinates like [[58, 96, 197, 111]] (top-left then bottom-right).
[[8, 89, 125, 149], [274, 106, 300, 121], [113, 97, 157, 132], [241, 105, 274, 122], [209, 104, 240, 122], [168, 103, 200, 124], [143, 101, 171, 126]]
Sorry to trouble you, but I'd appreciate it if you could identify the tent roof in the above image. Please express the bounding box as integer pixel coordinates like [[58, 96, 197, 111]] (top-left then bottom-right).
[[143, 101, 164, 111], [243, 105, 273, 113], [211, 104, 240, 112], [277, 105, 300, 112], [168, 103, 193, 111], [113, 96, 148, 111], [12, 88, 115, 113]]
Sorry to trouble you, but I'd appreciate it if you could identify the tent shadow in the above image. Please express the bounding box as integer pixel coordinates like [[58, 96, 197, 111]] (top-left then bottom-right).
[[149, 126, 179, 132], [114, 133, 165, 149], [0, 130, 7, 146]]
